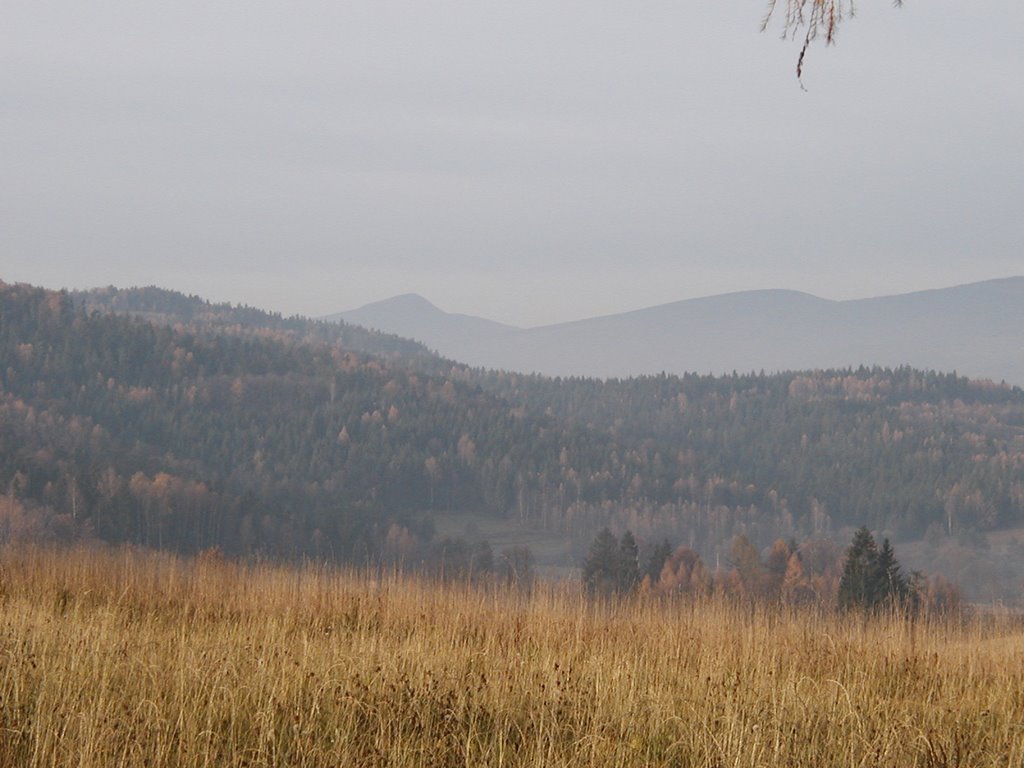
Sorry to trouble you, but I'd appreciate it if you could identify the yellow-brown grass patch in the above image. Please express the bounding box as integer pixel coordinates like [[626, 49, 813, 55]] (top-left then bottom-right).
[[1, 546, 1022, 767]]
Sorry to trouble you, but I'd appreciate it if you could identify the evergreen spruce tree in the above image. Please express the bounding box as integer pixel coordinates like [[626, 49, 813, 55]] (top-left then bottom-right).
[[838, 526, 880, 611], [644, 538, 673, 585], [838, 527, 914, 612], [875, 538, 910, 607], [582, 528, 619, 596], [617, 531, 640, 592]]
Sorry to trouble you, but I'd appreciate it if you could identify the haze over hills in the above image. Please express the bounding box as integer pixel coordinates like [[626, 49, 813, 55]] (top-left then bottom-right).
[[329, 278, 1024, 385], [331, 292, 518, 354], [6, 279, 1024, 597]]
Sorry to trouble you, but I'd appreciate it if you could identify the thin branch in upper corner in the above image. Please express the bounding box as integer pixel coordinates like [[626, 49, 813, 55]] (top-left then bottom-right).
[[763, 1, 903, 85]]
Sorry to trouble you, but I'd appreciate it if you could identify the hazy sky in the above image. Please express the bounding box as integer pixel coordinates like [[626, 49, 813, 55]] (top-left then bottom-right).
[[3, 1, 1022, 326]]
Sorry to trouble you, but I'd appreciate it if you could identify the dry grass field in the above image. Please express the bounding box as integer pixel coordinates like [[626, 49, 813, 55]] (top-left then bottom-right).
[[1, 546, 1023, 767]]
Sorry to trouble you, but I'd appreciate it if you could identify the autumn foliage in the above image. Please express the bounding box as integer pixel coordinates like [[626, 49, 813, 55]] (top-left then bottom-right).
[[596, 529, 964, 612]]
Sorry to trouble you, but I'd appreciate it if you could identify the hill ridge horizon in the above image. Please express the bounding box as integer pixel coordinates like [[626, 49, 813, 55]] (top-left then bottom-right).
[[329, 276, 1024, 384], [337, 275, 1024, 330]]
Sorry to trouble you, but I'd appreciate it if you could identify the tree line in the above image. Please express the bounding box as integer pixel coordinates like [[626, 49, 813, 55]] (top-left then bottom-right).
[[582, 526, 960, 613]]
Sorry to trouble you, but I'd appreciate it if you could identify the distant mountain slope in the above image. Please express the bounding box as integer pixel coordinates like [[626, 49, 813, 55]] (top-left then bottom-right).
[[330, 278, 1024, 384], [73, 285, 434, 364], [326, 293, 518, 356]]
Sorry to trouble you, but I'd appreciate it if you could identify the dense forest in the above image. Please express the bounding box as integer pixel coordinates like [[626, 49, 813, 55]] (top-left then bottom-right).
[[71, 285, 436, 365], [2, 281, 1024, 585]]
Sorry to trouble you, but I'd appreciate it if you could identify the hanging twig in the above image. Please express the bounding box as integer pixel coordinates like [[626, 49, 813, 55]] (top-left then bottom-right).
[[763, 1, 903, 85]]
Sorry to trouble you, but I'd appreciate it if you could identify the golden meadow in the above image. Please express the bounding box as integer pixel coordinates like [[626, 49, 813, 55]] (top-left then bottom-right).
[[1, 546, 1022, 767]]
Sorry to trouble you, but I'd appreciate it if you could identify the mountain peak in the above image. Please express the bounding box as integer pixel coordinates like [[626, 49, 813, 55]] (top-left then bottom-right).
[[326, 293, 517, 352], [351, 293, 443, 315]]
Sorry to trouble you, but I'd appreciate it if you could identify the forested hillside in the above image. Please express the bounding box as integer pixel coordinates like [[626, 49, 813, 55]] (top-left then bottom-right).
[[3, 281, 1024, 576], [72, 285, 436, 365], [475, 369, 1024, 542], [3, 281, 575, 558]]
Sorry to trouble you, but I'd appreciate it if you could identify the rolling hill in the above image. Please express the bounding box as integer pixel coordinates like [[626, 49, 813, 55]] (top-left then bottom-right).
[[329, 278, 1024, 384]]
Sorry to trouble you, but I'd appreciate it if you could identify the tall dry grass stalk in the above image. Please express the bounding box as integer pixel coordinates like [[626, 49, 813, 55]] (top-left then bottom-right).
[[1, 545, 1022, 767]]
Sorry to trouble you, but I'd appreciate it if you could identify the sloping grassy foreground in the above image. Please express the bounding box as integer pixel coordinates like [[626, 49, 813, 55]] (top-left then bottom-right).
[[0, 547, 1022, 767]]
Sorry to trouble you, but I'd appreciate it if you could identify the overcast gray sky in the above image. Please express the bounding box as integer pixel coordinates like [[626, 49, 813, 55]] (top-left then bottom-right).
[[3, 1, 1022, 326]]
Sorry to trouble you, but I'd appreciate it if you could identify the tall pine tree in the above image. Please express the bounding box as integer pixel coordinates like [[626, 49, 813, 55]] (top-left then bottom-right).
[[838, 527, 881, 611], [582, 528, 642, 597], [874, 538, 910, 606], [838, 527, 913, 612], [582, 528, 619, 596], [617, 531, 640, 592]]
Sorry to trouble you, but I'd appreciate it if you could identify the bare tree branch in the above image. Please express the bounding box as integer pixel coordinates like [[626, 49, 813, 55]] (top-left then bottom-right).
[[764, 1, 904, 84]]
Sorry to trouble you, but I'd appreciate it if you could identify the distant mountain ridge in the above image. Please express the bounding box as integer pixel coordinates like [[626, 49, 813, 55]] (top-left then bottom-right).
[[329, 292, 517, 354], [329, 278, 1024, 384]]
